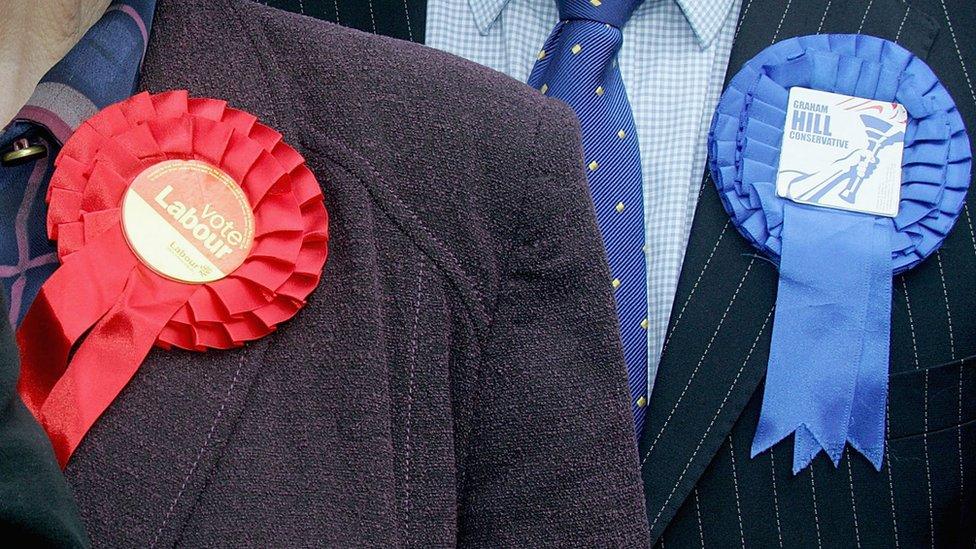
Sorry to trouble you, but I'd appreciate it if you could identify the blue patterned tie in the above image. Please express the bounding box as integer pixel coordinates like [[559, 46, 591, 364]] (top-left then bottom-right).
[[528, 0, 648, 435], [0, 1, 155, 327]]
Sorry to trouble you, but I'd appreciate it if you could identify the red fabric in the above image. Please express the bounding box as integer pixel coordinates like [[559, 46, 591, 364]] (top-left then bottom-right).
[[17, 91, 329, 467]]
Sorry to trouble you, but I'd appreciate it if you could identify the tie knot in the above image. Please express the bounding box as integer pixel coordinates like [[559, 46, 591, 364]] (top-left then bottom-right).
[[558, 0, 642, 28]]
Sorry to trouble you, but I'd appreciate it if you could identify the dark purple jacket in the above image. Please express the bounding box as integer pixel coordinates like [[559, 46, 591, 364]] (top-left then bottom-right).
[[64, 0, 649, 545]]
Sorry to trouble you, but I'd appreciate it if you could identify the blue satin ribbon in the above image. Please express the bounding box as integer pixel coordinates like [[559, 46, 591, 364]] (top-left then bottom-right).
[[759, 205, 891, 472], [708, 34, 972, 473]]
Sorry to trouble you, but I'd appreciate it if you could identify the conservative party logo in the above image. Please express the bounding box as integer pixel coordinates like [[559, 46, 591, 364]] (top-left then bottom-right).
[[775, 87, 907, 218]]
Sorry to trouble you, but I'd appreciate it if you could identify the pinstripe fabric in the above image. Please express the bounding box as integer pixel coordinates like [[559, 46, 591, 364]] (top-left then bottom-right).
[[257, 0, 425, 42], [641, 0, 976, 546], [0, 1, 155, 327], [427, 0, 740, 405], [526, 0, 648, 434]]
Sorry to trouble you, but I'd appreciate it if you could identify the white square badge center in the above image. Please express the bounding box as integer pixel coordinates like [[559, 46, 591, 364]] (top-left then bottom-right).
[[775, 87, 907, 217]]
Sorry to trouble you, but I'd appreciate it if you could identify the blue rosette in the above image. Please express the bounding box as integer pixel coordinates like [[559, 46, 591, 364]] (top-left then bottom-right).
[[709, 34, 971, 473]]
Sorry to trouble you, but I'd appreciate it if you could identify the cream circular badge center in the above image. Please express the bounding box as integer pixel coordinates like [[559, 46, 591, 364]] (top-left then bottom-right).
[[121, 159, 255, 283]]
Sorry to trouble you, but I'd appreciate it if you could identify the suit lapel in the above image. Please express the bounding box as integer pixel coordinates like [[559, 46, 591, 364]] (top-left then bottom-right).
[[63, 1, 297, 545], [637, 0, 939, 542]]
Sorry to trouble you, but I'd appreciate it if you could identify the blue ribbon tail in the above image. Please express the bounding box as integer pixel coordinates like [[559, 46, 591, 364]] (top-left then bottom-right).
[[847, 221, 891, 471], [752, 203, 891, 473], [792, 425, 825, 473]]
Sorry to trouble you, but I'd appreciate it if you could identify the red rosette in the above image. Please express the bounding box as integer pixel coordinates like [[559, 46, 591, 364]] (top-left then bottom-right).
[[17, 91, 329, 466]]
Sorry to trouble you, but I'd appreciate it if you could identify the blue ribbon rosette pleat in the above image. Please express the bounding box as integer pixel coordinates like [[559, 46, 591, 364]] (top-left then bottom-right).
[[708, 34, 971, 473]]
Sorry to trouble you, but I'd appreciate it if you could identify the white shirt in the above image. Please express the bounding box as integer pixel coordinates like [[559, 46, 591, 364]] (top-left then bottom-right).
[[427, 0, 741, 399]]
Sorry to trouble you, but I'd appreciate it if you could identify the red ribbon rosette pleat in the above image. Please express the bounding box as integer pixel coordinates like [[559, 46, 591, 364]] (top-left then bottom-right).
[[16, 91, 329, 467]]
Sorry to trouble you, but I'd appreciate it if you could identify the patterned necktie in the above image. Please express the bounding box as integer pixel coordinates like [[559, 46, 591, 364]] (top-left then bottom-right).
[[0, 1, 155, 327], [528, 0, 648, 435]]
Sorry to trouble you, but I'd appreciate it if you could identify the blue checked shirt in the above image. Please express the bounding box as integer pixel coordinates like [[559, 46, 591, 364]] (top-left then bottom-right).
[[427, 0, 741, 403], [0, 1, 155, 326]]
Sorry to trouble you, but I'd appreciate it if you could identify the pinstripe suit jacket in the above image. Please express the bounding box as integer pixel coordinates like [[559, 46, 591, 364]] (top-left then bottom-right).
[[258, 0, 426, 42], [275, 1, 975, 546], [641, 0, 975, 547]]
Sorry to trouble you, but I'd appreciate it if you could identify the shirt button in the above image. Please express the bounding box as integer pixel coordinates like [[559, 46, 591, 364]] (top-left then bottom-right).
[[2, 138, 47, 167]]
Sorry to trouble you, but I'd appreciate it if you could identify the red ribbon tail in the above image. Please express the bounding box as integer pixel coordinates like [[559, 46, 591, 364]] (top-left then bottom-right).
[[17, 226, 136, 415], [37, 267, 195, 467], [17, 291, 72, 416]]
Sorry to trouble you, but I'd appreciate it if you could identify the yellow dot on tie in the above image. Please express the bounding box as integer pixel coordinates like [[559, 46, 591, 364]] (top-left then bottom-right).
[[588, 160, 599, 171], [637, 396, 647, 408], [642, 245, 648, 253], [590, 0, 602, 6], [640, 318, 648, 330], [612, 278, 621, 289], [595, 86, 605, 96], [540, 83, 549, 94], [615, 202, 625, 213], [617, 129, 627, 139], [537, 49, 547, 60], [571, 44, 582, 55]]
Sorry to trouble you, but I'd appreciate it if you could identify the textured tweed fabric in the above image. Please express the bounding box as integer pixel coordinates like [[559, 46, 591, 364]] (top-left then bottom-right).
[[63, 0, 649, 546]]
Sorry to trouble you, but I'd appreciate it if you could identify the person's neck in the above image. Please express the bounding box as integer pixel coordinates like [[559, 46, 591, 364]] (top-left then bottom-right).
[[0, 0, 111, 130]]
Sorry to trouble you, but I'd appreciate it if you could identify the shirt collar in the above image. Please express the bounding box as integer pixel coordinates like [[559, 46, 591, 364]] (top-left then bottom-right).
[[676, 0, 737, 48], [469, 0, 511, 36], [469, 0, 736, 48], [14, 0, 157, 144]]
